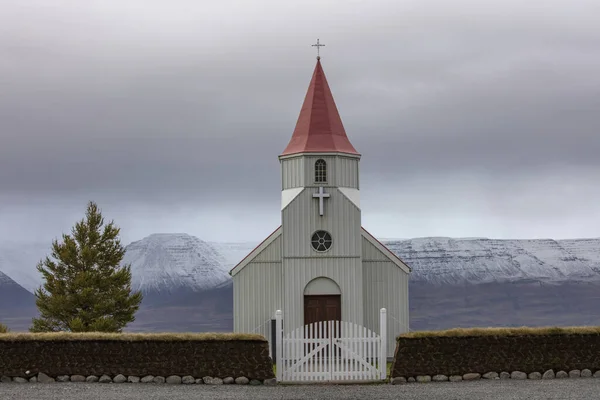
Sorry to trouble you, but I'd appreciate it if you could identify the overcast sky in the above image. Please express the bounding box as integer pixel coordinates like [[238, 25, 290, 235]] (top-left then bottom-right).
[[1, 0, 599, 245]]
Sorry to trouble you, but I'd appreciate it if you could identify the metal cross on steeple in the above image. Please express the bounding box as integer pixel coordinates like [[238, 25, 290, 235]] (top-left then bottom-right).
[[311, 39, 325, 60]]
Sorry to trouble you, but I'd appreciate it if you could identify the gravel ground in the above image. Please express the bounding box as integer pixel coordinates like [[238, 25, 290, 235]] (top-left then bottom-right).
[[0, 379, 599, 400]]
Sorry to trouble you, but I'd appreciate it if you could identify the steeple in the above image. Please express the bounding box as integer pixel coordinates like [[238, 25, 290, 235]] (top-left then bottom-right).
[[281, 59, 359, 157]]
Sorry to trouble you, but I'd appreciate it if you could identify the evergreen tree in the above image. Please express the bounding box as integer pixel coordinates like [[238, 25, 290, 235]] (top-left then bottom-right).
[[31, 201, 143, 332]]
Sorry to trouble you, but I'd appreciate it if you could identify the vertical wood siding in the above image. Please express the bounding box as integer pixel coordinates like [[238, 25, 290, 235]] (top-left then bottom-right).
[[282, 257, 364, 336], [362, 237, 410, 358], [281, 176, 364, 335], [235, 150, 406, 362], [282, 188, 361, 258], [281, 157, 305, 189], [233, 236, 283, 348], [303, 155, 359, 189], [282, 155, 359, 189], [334, 156, 360, 189], [302, 155, 335, 187]]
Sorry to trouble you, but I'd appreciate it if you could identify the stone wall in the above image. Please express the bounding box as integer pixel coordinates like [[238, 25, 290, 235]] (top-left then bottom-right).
[[0, 334, 274, 381], [391, 332, 600, 378]]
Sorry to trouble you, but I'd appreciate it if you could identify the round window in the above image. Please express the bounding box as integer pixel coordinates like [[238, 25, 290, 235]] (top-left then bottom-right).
[[311, 230, 332, 252]]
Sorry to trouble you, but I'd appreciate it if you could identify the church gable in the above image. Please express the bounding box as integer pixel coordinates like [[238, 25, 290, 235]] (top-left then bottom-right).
[[230, 226, 282, 276], [361, 228, 411, 273], [282, 187, 361, 258]]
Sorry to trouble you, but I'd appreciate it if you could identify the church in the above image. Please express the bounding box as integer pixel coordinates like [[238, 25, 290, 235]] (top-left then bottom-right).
[[230, 56, 411, 359]]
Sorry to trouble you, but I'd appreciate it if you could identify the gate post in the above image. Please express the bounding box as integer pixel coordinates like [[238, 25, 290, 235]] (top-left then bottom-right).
[[379, 308, 387, 380], [275, 310, 283, 382]]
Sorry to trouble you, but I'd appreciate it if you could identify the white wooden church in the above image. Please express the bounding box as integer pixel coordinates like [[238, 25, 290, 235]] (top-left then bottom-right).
[[230, 55, 411, 363]]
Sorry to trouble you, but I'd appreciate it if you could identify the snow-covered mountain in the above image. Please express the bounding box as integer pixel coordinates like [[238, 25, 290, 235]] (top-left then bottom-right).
[[1, 234, 600, 332], [0, 234, 235, 331], [210, 237, 600, 286], [123, 233, 231, 293], [0, 270, 36, 332], [0, 234, 234, 296], [0, 270, 35, 313], [0, 242, 49, 292], [1, 235, 599, 294], [208, 241, 258, 269], [383, 237, 600, 285]]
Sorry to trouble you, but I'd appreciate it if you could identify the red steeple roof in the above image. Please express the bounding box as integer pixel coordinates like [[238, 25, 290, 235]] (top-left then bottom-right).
[[281, 59, 359, 157]]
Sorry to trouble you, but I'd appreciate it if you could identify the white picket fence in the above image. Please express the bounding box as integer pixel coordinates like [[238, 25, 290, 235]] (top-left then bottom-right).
[[275, 308, 387, 383]]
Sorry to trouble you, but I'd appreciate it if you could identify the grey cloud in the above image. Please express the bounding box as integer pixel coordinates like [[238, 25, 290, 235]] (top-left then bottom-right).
[[0, 0, 599, 243]]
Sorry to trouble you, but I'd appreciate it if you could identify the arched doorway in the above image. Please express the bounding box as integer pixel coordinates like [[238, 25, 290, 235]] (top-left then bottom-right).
[[303, 277, 341, 326]]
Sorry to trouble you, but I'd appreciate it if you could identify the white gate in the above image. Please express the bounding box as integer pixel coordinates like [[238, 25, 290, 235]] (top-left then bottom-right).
[[275, 308, 387, 383]]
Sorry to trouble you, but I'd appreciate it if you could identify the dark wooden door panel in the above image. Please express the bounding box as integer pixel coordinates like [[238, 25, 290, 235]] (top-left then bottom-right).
[[324, 297, 341, 322], [304, 295, 341, 327]]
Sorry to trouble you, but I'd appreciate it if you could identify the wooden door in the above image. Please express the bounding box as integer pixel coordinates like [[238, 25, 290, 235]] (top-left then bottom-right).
[[304, 295, 341, 326], [304, 295, 342, 357]]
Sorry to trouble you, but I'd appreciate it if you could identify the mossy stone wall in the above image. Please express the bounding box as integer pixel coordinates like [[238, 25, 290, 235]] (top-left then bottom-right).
[[0, 339, 274, 380], [391, 333, 600, 377]]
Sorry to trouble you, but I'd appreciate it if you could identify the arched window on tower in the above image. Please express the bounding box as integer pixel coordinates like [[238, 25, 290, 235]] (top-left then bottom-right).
[[315, 159, 327, 183]]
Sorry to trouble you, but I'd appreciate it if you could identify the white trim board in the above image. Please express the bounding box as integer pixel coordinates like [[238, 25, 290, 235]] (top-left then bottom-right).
[[361, 228, 411, 274], [338, 187, 360, 209], [281, 187, 304, 210], [230, 226, 282, 276]]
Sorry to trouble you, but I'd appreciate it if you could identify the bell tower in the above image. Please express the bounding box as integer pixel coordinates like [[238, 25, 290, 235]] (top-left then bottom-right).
[[278, 55, 364, 330]]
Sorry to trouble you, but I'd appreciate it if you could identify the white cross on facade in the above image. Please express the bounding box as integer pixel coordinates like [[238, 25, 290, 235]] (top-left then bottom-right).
[[313, 186, 330, 216]]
